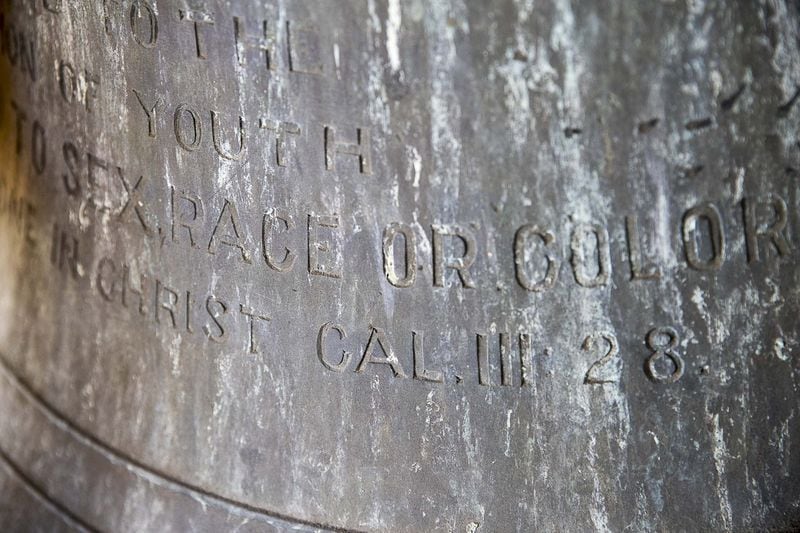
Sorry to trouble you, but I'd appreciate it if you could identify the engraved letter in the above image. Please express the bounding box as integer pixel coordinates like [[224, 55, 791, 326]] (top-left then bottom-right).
[[9, 101, 27, 155], [233, 16, 276, 70], [519, 333, 531, 386], [239, 305, 270, 354], [174, 103, 202, 151], [432, 224, 477, 288], [132, 89, 161, 138], [53, 230, 78, 276], [31, 120, 46, 174], [570, 223, 611, 288], [170, 187, 204, 247], [514, 224, 559, 292], [62, 141, 81, 195], [383, 222, 416, 288], [743, 196, 791, 263], [130, 0, 158, 48], [356, 326, 407, 378], [87, 152, 118, 211], [122, 263, 148, 315], [682, 203, 725, 271], [208, 199, 251, 263], [204, 295, 228, 343], [286, 20, 323, 74], [179, 7, 215, 59], [317, 322, 351, 372], [476, 333, 490, 385], [324, 125, 372, 174], [262, 208, 296, 272], [260, 119, 300, 166], [155, 279, 179, 328], [625, 216, 661, 280], [413, 331, 443, 383], [96, 257, 117, 301], [82, 70, 100, 112], [58, 61, 77, 104], [117, 173, 154, 234], [308, 213, 342, 278], [211, 111, 246, 161]]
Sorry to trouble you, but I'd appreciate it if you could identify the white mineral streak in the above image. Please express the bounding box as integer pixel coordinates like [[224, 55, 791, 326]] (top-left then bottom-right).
[[548, 0, 630, 529], [710, 413, 733, 530], [386, 0, 402, 72], [406, 145, 422, 190], [771, 416, 794, 478], [367, 0, 403, 325], [350, 4, 396, 527], [504, 408, 513, 457], [426, 0, 462, 201], [690, 287, 724, 344], [169, 334, 182, 378], [494, 0, 559, 153], [367, 0, 391, 133], [333, 42, 341, 78], [423, 2, 480, 524], [588, 435, 611, 533]]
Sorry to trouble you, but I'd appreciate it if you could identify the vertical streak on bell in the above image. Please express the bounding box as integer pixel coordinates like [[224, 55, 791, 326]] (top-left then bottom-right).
[[476, 333, 489, 386], [519, 333, 532, 387], [500, 333, 512, 386]]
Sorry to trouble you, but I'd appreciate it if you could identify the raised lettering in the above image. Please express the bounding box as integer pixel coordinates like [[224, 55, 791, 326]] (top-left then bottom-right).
[[179, 7, 215, 59], [203, 295, 228, 343], [308, 213, 342, 278], [432, 224, 477, 288], [317, 322, 351, 372], [324, 125, 372, 174], [208, 199, 252, 263], [383, 222, 416, 288], [570, 223, 611, 287], [62, 141, 81, 195], [170, 186, 204, 247], [96, 257, 117, 301], [239, 305, 270, 354], [286, 20, 323, 74], [682, 203, 725, 271], [260, 118, 300, 166], [233, 16, 276, 70], [514, 224, 559, 292], [412, 331, 443, 383], [262, 208, 296, 272], [211, 111, 246, 161], [174, 103, 203, 151], [743, 196, 791, 263], [625, 216, 660, 280], [155, 279, 179, 328], [132, 89, 161, 138], [130, 0, 158, 48], [356, 326, 407, 377]]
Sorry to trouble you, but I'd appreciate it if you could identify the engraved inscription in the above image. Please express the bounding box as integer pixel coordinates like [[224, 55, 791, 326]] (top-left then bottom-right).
[[645, 327, 685, 383], [682, 203, 725, 271], [432, 224, 477, 288], [383, 222, 416, 288], [514, 224, 559, 292], [476, 333, 531, 387], [583, 332, 620, 385], [58, 60, 100, 112], [324, 125, 372, 175]]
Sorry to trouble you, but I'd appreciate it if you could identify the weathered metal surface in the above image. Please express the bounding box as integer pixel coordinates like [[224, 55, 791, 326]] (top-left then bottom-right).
[[0, 0, 798, 531]]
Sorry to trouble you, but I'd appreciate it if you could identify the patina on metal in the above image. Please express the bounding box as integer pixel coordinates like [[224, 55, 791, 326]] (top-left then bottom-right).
[[0, 0, 798, 531]]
